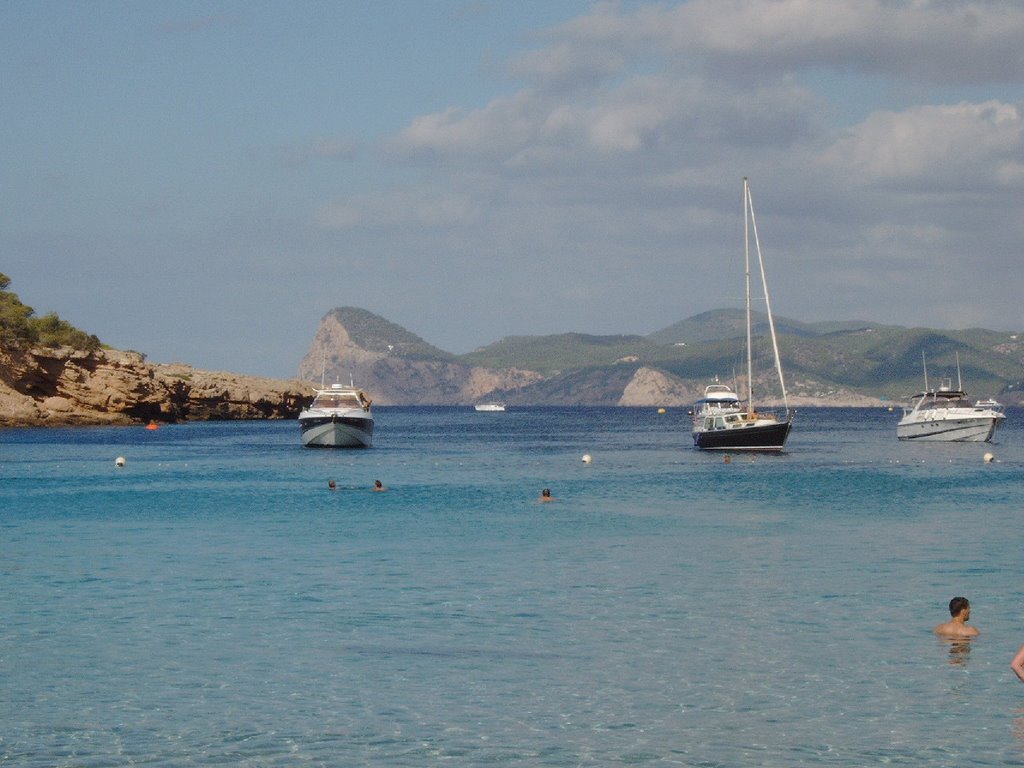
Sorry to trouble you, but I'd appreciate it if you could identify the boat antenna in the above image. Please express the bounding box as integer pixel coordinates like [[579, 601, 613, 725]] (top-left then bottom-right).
[[320, 350, 326, 388], [955, 351, 962, 390], [922, 351, 928, 392], [745, 178, 789, 414]]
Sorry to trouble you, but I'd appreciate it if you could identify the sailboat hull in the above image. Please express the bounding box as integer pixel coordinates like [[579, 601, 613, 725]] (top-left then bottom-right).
[[692, 419, 792, 451]]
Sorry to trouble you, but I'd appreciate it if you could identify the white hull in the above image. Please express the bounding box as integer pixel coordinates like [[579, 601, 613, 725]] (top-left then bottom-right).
[[474, 403, 506, 412], [896, 413, 1002, 442], [895, 363, 1004, 443]]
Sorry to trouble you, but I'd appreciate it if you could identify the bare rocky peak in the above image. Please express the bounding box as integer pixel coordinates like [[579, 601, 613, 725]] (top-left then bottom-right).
[[297, 308, 541, 405]]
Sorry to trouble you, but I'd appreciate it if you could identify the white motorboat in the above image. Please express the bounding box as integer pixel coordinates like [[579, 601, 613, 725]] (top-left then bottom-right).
[[299, 383, 374, 448], [692, 382, 742, 418], [896, 355, 1004, 442], [474, 403, 506, 412], [691, 178, 793, 451]]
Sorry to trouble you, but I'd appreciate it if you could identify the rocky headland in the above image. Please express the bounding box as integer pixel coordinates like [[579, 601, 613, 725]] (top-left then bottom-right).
[[296, 309, 543, 405], [4, 300, 1019, 426], [297, 308, 900, 408], [294, 306, 1024, 408], [0, 345, 310, 427]]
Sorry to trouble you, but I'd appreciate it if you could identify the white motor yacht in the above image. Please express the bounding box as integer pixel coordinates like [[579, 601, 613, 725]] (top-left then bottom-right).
[[299, 383, 374, 448], [896, 379, 1004, 442]]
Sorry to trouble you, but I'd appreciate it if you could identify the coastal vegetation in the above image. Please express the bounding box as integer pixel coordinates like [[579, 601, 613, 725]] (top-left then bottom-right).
[[461, 333, 663, 374], [316, 306, 1024, 405], [0, 273, 101, 352], [452, 310, 1022, 402], [327, 307, 456, 362]]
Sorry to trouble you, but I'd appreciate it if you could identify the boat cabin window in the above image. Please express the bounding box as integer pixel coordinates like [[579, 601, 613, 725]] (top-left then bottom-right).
[[928, 394, 968, 407], [314, 394, 363, 409]]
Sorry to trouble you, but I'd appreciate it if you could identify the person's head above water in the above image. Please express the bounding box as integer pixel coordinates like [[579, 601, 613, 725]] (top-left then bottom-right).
[[949, 596, 970, 618]]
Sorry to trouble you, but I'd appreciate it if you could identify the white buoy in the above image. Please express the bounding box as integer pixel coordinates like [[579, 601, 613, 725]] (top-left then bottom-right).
[[581, 454, 592, 464], [984, 452, 994, 463], [115, 456, 126, 467]]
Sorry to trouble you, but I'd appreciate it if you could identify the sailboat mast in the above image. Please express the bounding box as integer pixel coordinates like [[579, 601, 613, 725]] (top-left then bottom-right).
[[745, 178, 789, 414], [744, 178, 754, 408]]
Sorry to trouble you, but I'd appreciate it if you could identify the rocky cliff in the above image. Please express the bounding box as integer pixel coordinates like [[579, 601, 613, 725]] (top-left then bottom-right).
[[0, 345, 310, 427], [297, 310, 543, 405], [297, 308, 898, 407]]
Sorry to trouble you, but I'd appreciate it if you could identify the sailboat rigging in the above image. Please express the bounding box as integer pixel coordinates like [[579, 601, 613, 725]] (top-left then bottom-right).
[[690, 178, 793, 451]]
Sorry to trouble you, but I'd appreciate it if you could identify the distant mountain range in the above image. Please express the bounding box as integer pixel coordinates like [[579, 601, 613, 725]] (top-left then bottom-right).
[[298, 307, 1024, 407]]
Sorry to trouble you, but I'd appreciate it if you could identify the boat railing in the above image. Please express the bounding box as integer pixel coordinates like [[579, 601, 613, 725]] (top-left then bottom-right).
[[747, 407, 784, 421]]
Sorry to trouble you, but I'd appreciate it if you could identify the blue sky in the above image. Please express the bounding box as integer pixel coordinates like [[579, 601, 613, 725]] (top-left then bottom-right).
[[3, 1, 1024, 378]]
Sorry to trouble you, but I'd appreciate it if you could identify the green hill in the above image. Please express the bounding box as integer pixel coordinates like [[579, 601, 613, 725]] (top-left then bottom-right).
[[326, 307, 455, 362], [460, 333, 662, 374], [647, 308, 894, 345], [454, 313, 1024, 403]]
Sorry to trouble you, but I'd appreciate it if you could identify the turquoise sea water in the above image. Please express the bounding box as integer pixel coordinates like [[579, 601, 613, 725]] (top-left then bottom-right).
[[3, 406, 1024, 766]]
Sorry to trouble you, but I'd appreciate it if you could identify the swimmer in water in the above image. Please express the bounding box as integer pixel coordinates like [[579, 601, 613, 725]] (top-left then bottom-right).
[[934, 596, 979, 638]]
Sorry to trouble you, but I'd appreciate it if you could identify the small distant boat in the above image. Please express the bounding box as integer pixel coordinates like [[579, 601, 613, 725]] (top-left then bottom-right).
[[299, 383, 374, 448], [691, 178, 793, 451], [896, 354, 1005, 442], [474, 403, 506, 412]]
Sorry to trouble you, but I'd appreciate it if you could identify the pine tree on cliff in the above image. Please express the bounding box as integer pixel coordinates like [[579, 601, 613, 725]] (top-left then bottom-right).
[[0, 273, 101, 352]]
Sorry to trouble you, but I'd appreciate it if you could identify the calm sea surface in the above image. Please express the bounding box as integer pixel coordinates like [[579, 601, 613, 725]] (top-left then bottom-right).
[[3, 406, 1024, 766]]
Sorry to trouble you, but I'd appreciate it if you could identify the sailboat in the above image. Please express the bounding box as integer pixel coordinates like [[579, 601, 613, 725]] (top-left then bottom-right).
[[691, 178, 793, 451]]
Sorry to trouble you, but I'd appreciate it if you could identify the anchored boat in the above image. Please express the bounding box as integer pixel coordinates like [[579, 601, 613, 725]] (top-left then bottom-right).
[[299, 382, 374, 448], [691, 178, 793, 451], [896, 354, 1004, 442]]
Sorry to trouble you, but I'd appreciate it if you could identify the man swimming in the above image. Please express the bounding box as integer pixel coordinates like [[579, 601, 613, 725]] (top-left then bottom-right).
[[934, 596, 979, 638]]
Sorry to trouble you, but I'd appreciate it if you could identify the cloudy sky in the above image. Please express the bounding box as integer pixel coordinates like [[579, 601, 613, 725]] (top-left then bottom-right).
[[3, 0, 1024, 377]]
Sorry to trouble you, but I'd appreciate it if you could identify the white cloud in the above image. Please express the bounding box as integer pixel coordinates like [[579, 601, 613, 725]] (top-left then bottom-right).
[[821, 100, 1024, 186], [554, 0, 1024, 85], [507, 41, 626, 91], [390, 92, 542, 160]]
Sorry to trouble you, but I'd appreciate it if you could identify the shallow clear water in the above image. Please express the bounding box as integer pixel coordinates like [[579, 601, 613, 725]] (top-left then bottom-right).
[[3, 406, 1024, 766]]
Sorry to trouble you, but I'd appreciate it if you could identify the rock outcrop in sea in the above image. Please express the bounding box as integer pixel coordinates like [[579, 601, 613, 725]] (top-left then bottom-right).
[[0, 345, 309, 427]]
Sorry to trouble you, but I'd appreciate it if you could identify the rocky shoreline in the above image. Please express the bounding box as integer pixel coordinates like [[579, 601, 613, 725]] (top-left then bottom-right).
[[0, 342, 891, 430], [0, 346, 312, 428]]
